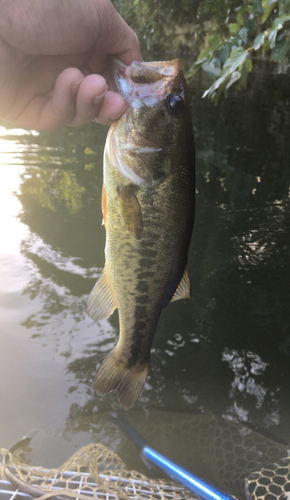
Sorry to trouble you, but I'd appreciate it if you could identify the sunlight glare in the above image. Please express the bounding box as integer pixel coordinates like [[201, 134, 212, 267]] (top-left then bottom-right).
[[0, 127, 32, 254]]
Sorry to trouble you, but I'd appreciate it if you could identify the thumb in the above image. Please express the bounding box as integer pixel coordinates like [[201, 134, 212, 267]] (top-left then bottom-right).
[[97, 1, 143, 65]]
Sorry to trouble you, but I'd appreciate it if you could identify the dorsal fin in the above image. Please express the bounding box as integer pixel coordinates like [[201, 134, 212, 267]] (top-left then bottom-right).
[[171, 267, 191, 302], [87, 266, 117, 320]]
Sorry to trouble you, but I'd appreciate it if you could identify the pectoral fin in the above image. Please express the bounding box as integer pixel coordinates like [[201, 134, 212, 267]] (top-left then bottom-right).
[[101, 184, 107, 229], [87, 266, 117, 320], [117, 184, 143, 240], [171, 267, 191, 302]]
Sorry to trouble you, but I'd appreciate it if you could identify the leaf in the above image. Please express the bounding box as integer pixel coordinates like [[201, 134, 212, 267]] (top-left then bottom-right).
[[262, 0, 276, 9], [202, 74, 227, 98], [208, 35, 223, 52], [240, 57, 253, 88], [212, 77, 230, 104], [262, 2, 276, 23], [269, 28, 278, 48], [223, 47, 249, 73], [245, 57, 253, 73], [244, 19, 256, 33], [217, 44, 231, 64], [202, 60, 221, 80], [254, 0, 265, 14], [253, 33, 265, 50], [186, 61, 203, 79], [187, 49, 211, 78], [271, 15, 290, 30], [225, 70, 242, 89], [236, 5, 254, 25], [229, 23, 241, 33], [197, 46, 211, 61], [239, 27, 248, 43], [271, 39, 290, 61], [262, 37, 271, 54], [193, 36, 223, 73], [202, 48, 249, 99], [231, 36, 243, 48], [236, 9, 245, 25], [187, 55, 208, 79], [193, 56, 208, 67]]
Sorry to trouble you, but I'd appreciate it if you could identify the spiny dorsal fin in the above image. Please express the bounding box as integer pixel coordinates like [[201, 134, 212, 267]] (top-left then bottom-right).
[[87, 266, 117, 320], [117, 184, 143, 240], [171, 267, 191, 302]]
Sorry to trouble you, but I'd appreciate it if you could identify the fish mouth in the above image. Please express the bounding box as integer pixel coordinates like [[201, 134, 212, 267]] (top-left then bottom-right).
[[106, 59, 185, 186], [110, 59, 183, 100], [130, 59, 183, 84], [110, 58, 184, 148], [109, 59, 177, 157]]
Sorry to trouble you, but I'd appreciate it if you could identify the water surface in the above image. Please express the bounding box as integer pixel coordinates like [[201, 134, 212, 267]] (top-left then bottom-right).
[[0, 62, 289, 499]]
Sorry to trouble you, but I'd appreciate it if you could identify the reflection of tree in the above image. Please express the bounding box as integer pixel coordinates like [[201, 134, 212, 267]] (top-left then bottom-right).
[[13, 123, 108, 346], [222, 349, 269, 407], [20, 169, 85, 213], [16, 122, 107, 216]]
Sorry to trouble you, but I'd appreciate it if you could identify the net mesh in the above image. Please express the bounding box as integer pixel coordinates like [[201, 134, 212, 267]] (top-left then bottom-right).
[[0, 444, 196, 500], [245, 455, 290, 500]]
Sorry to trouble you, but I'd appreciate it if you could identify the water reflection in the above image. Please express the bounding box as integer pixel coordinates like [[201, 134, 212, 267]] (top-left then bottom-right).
[[0, 62, 290, 498], [222, 349, 268, 409], [20, 169, 86, 213]]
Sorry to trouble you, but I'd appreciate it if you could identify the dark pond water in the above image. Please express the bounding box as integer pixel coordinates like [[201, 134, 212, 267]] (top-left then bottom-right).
[[0, 61, 290, 499]]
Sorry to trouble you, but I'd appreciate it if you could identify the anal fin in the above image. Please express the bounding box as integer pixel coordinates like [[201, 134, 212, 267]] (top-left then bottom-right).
[[87, 266, 117, 320], [171, 267, 191, 302]]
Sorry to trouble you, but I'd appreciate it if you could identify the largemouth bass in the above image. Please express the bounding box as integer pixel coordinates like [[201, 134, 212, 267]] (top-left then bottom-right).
[[88, 59, 195, 410]]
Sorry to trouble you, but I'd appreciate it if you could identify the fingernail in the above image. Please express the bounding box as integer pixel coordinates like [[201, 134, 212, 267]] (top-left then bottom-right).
[[93, 86, 108, 106], [71, 74, 84, 96], [109, 105, 127, 122]]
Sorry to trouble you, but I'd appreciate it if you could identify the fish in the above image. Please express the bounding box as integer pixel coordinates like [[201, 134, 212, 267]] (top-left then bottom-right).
[[87, 59, 195, 410]]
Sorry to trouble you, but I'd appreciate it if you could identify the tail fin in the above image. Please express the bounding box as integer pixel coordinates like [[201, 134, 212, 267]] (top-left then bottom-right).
[[94, 349, 149, 410]]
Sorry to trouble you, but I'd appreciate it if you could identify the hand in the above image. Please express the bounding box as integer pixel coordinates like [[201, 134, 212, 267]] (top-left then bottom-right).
[[0, 0, 142, 131]]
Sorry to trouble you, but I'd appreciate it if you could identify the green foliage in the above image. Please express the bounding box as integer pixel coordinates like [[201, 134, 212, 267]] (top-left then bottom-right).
[[113, 0, 290, 99], [187, 0, 290, 100], [113, 0, 250, 56]]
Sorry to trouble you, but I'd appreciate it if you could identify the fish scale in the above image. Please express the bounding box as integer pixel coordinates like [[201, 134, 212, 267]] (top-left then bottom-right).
[[105, 164, 193, 359]]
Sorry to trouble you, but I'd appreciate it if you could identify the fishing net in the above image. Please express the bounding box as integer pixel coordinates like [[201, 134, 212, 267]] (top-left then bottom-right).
[[246, 455, 290, 500], [2, 411, 290, 500], [0, 443, 197, 500]]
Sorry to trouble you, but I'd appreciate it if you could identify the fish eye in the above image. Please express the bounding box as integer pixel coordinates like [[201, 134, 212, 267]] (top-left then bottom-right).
[[166, 94, 184, 115]]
